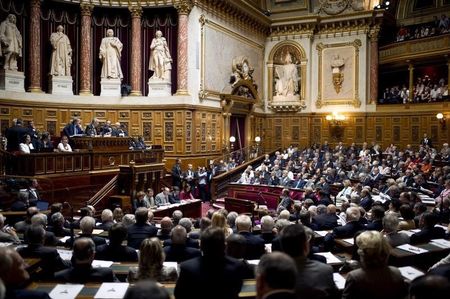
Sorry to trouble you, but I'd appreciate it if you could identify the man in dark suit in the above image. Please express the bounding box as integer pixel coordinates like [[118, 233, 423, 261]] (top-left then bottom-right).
[[410, 212, 446, 244], [164, 225, 201, 263], [96, 223, 138, 262], [63, 117, 84, 137], [366, 205, 385, 231], [258, 215, 276, 244], [256, 252, 298, 299], [84, 118, 99, 136], [97, 209, 114, 231], [127, 207, 158, 249], [421, 133, 433, 148], [14, 206, 38, 233], [280, 224, 338, 299], [55, 238, 118, 283], [65, 216, 106, 248], [171, 158, 183, 188], [236, 214, 265, 260], [0, 247, 51, 299], [157, 217, 173, 241], [17, 225, 70, 280], [174, 227, 246, 299], [26, 179, 42, 207], [311, 204, 338, 230], [324, 207, 365, 251], [5, 118, 28, 152]]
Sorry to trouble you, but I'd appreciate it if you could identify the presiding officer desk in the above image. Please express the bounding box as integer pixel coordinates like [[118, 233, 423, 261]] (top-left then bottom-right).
[[6, 137, 164, 177]]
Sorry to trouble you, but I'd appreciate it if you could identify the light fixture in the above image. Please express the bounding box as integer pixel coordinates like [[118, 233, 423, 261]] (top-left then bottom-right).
[[229, 136, 236, 143], [254, 136, 261, 143], [437, 113, 446, 129], [325, 112, 346, 125]]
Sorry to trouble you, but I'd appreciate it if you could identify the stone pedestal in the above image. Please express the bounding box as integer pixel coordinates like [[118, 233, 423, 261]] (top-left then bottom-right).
[[100, 78, 121, 96], [49, 76, 73, 95], [0, 70, 25, 92], [148, 80, 171, 97]]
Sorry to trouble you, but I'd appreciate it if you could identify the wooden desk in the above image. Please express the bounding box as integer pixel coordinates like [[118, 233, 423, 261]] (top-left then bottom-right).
[[71, 137, 132, 152], [151, 200, 202, 219], [28, 279, 257, 298], [389, 242, 450, 270]]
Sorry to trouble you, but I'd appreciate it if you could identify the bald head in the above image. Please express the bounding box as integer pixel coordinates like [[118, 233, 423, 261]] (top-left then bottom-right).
[[171, 225, 187, 245], [327, 204, 336, 214], [73, 238, 95, 265]]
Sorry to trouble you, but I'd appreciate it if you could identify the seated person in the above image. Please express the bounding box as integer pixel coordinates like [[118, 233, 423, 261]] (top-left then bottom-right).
[[132, 191, 150, 212], [37, 132, 54, 151], [157, 217, 173, 241], [398, 204, 416, 230], [17, 225, 70, 280], [97, 209, 114, 231], [57, 135, 72, 152], [66, 216, 106, 248], [19, 134, 34, 154], [257, 215, 276, 244], [226, 234, 256, 279], [366, 205, 385, 231], [63, 117, 84, 137], [14, 206, 39, 232], [0, 247, 51, 299], [55, 238, 118, 283], [96, 223, 138, 262], [163, 218, 199, 249], [169, 186, 181, 204], [311, 204, 338, 230], [0, 213, 20, 244], [127, 207, 158, 249], [164, 225, 201, 263], [128, 237, 178, 282], [10, 192, 29, 212], [410, 212, 446, 244], [236, 214, 265, 260], [409, 275, 450, 299], [124, 280, 171, 299], [179, 184, 195, 201], [155, 187, 171, 206], [29, 213, 59, 247], [47, 212, 71, 237], [342, 231, 408, 299]]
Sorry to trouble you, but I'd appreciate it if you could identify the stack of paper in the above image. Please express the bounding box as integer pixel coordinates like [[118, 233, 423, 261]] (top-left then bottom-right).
[[92, 260, 114, 268], [57, 249, 73, 261], [265, 243, 272, 253], [396, 244, 429, 254], [49, 284, 84, 299], [398, 266, 424, 281], [315, 231, 329, 237], [94, 283, 129, 299], [342, 238, 354, 245]]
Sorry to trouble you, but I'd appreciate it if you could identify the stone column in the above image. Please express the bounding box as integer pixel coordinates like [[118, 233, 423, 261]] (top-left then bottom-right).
[[368, 25, 380, 105], [174, 0, 193, 96], [447, 56, 450, 98], [129, 6, 143, 96], [79, 3, 93, 95], [408, 61, 414, 102], [28, 0, 42, 93]]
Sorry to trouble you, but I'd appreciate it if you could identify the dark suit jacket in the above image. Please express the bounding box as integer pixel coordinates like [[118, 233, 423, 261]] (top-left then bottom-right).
[[174, 255, 245, 299], [265, 291, 297, 299], [294, 256, 338, 299], [164, 244, 201, 263], [410, 227, 446, 244], [10, 200, 27, 211], [55, 265, 117, 283], [332, 221, 365, 239], [258, 232, 277, 244], [127, 223, 158, 249], [6, 125, 28, 151], [312, 214, 338, 230], [17, 244, 70, 279], [65, 234, 106, 248], [97, 221, 114, 231], [429, 264, 450, 281], [63, 123, 84, 137], [163, 237, 200, 249], [95, 244, 138, 262], [6, 289, 50, 299], [239, 231, 266, 260], [366, 220, 383, 231]]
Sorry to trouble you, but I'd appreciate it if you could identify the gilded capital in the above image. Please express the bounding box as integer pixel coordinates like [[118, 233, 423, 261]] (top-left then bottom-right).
[[80, 3, 94, 16], [368, 25, 380, 41], [174, 0, 193, 15], [129, 6, 143, 18]]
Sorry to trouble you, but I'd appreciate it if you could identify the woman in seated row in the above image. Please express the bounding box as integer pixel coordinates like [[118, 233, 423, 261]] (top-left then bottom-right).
[[19, 134, 72, 154]]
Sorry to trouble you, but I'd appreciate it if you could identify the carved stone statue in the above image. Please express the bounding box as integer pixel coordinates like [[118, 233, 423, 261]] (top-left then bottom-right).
[[274, 52, 299, 97], [0, 14, 22, 71], [50, 25, 72, 76], [99, 29, 123, 79], [331, 54, 345, 93], [149, 30, 172, 81]]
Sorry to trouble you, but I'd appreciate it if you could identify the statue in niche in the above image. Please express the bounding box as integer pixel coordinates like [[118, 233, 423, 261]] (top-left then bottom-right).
[[50, 25, 72, 76], [274, 52, 299, 97], [331, 54, 345, 93], [0, 14, 22, 71], [99, 29, 123, 80], [149, 30, 172, 82]]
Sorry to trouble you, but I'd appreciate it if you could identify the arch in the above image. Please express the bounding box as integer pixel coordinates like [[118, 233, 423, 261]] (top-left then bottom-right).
[[268, 40, 307, 63]]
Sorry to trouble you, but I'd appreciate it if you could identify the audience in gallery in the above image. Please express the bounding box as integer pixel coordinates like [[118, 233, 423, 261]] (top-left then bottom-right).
[[2, 141, 450, 297], [379, 76, 448, 104], [395, 14, 449, 43]]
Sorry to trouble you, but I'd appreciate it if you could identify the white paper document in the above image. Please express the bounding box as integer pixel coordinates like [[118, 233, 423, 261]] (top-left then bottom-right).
[[396, 244, 429, 254], [49, 284, 84, 299], [92, 229, 104, 235], [94, 283, 129, 299], [247, 260, 260, 266], [163, 261, 179, 273], [92, 260, 114, 268], [398, 266, 424, 281], [315, 231, 329, 237], [342, 238, 354, 245], [315, 252, 342, 264], [59, 236, 71, 243], [57, 249, 73, 261], [265, 243, 272, 253], [333, 273, 346, 290], [398, 230, 415, 237], [430, 239, 450, 249]]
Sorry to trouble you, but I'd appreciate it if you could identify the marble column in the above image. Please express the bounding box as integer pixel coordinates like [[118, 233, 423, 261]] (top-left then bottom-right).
[[28, 0, 42, 93], [174, 0, 193, 96], [408, 62, 414, 103], [368, 25, 380, 105], [129, 6, 143, 96], [79, 3, 93, 95]]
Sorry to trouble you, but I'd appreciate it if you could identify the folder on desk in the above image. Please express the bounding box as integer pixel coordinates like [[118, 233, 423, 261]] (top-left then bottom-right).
[[94, 283, 129, 299], [49, 284, 83, 299]]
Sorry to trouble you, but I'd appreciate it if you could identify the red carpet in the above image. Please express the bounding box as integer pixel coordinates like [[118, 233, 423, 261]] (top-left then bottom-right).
[[201, 202, 218, 217]]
